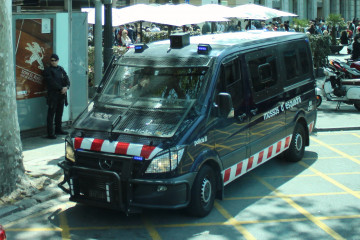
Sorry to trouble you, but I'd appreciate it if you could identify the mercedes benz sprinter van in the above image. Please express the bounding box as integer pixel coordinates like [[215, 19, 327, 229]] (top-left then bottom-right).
[[59, 31, 317, 217]]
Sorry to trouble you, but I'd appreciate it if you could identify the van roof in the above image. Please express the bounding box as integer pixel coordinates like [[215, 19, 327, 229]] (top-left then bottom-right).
[[122, 31, 307, 67]]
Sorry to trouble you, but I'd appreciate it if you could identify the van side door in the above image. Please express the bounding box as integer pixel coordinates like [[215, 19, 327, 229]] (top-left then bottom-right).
[[212, 56, 249, 174], [245, 47, 286, 157]]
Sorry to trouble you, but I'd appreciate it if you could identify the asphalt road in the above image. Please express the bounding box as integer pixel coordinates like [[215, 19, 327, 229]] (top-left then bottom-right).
[[2, 122, 360, 239], [2, 47, 360, 239]]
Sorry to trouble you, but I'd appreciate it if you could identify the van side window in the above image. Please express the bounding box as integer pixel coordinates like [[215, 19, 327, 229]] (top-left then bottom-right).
[[248, 54, 278, 92], [283, 49, 299, 80], [214, 58, 243, 113], [299, 47, 310, 74]]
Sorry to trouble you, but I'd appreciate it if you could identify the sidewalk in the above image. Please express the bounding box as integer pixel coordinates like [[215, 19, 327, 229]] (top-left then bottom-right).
[[0, 129, 66, 219], [1, 47, 359, 219]]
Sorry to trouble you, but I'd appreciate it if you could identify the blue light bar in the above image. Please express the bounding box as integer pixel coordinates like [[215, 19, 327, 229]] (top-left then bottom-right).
[[133, 156, 144, 161], [134, 44, 148, 53], [198, 44, 212, 54]]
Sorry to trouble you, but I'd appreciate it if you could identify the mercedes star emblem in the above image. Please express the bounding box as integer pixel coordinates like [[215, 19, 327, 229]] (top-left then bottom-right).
[[99, 159, 113, 170]]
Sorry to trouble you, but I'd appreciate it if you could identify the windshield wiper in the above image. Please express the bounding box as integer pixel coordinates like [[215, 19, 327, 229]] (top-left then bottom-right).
[[111, 115, 122, 133]]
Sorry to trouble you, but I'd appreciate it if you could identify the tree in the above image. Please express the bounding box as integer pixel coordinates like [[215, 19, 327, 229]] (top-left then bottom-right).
[[326, 13, 346, 46], [0, 1, 25, 197]]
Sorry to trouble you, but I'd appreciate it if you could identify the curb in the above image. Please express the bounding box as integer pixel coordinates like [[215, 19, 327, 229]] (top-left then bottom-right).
[[0, 183, 64, 220], [314, 127, 360, 132]]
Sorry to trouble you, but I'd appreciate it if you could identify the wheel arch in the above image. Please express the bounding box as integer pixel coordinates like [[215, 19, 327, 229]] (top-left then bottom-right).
[[189, 150, 224, 200]]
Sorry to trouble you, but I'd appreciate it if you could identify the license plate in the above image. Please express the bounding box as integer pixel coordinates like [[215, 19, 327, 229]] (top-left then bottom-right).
[[89, 189, 106, 200]]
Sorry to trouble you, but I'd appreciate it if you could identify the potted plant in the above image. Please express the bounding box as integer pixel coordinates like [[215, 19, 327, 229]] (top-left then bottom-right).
[[326, 13, 346, 54], [293, 18, 309, 33]]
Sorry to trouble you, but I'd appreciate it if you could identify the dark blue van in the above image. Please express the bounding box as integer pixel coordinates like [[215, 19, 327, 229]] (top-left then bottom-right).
[[59, 31, 317, 217]]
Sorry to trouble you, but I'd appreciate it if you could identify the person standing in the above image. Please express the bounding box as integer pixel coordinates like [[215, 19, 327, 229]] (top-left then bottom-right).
[[43, 54, 70, 139]]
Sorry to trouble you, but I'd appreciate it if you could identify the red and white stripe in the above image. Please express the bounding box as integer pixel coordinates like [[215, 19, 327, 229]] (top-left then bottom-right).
[[73, 137, 162, 160], [222, 135, 292, 186]]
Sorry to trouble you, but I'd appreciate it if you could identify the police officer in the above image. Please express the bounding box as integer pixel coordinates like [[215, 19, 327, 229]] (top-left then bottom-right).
[[43, 54, 70, 139]]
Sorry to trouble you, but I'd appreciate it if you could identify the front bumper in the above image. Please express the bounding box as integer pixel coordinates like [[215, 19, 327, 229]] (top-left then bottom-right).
[[58, 160, 196, 213]]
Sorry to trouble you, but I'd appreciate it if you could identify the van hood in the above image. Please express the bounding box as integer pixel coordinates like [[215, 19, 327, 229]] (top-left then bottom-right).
[[74, 99, 195, 138]]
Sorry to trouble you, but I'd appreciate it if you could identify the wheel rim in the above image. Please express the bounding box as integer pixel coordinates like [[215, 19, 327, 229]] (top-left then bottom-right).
[[294, 133, 303, 152], [201, 177, 212, 204]]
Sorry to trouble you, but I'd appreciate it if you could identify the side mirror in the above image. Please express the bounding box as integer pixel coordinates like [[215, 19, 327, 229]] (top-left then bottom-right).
[[217, 92, 233, 118]]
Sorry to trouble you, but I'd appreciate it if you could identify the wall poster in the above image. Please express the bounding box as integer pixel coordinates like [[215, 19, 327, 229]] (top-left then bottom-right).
[[15, 18, 53, 100]]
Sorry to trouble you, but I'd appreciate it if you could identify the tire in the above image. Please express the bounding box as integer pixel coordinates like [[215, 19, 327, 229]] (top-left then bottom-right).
[[354, 102, 360, 111], [186, 165, 216, 217], [284, 124, 306, 162], [316, 95, 322, 108]]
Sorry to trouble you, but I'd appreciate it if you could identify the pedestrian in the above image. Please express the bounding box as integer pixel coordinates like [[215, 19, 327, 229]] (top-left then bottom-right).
[[201, 22, 211, 35], [351, 35, 360, 60], [340, 30, 349, 45], [121, 30, 132, 47], [43, 54, 70, 139]]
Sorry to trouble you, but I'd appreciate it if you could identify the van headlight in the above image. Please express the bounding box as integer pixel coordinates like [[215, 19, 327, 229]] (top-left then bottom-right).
[[65, 141, 75, 162], [145, 147, 185, 173]]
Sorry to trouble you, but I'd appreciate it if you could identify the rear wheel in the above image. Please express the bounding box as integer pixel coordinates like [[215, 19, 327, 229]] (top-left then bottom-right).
[[284, 124, 306, 162], [187, 165, 216, 217]]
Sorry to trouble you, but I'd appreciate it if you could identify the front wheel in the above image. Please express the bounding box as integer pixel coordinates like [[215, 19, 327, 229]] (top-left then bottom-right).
[[284, 124, 306, 162], [187, 165, 216, 217], [316, 95, 322, 108]]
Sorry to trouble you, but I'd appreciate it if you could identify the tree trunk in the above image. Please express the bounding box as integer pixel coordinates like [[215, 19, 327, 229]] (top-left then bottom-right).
[[0, 1, 25, 197]]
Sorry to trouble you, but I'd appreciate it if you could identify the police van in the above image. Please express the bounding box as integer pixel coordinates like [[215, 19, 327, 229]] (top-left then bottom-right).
[[59, 31, 317, 217]]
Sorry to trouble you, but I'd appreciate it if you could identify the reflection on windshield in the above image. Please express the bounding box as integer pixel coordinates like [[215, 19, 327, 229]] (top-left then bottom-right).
[[99, 65, 208, 106]]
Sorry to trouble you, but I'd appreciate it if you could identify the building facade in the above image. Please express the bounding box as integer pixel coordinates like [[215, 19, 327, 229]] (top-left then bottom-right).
[[119, 0, 360, 21], [254, 0, 360, 21]]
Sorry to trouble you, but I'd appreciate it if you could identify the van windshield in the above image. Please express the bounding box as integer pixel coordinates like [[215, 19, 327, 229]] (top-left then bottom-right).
[[99, 65, 209, 108]]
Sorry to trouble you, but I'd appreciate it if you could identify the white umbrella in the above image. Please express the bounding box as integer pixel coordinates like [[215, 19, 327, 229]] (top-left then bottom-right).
[[232, 4, 297, 20], [113, 4, 158, 26], [146, 4, 229, 27], [198, 4, 237, 19], [82, 6, 123, 26]]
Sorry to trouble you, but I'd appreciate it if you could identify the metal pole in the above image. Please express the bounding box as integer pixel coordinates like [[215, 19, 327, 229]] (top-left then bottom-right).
[[94, 0, 103, 87], [67, 0, 73, 120], [103, 0, 113, 71]]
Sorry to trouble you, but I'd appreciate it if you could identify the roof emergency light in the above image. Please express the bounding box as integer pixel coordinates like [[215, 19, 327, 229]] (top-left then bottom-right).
[[134, 43, 148, 53], [170, 33, 190, 49], [198, 44, 212, 54]]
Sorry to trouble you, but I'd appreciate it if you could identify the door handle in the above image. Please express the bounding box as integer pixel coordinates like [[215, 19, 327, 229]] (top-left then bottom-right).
[[237, 113, 247, 122], [250, 108, 258, 115]]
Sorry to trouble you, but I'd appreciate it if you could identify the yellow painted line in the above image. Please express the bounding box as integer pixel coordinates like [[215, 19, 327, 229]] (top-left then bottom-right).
[[6, 227, 62, 232], [315, 132, 357, 136], [310, 137, 360, 165], [252, 174, 345, 240], [214, 201, 256, 240], [317, 214, 360, 221], [142, 216, 162, 240], [352, 133, 360, 139], [68, 225, 140, 231], [262, 172, 360, 179], [59, 210, 71, 240], [224, 191, 360, 201], [299, 161, 360, 199], [313, 143, 360, 146]]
